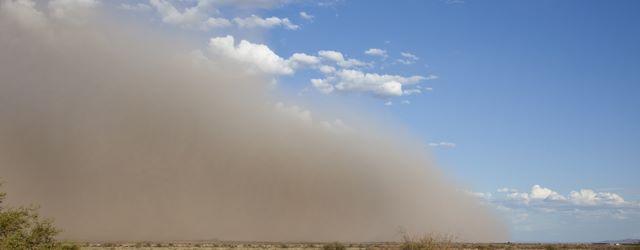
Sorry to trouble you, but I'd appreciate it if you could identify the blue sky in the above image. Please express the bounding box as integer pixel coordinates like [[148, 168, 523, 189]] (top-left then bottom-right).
[[113, 0, 640, 242]]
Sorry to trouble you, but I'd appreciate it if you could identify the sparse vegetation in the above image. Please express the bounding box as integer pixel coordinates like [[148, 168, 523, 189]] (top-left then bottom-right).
[[400, 232, 455, 250], [0, 182, 78, 250], [2, 183, 637, 250], [39, 241, 640, 250], [323, 242, 346, 250]]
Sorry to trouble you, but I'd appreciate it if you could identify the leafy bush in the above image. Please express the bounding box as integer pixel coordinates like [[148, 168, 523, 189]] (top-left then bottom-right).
[[0, 182, 76, 249]]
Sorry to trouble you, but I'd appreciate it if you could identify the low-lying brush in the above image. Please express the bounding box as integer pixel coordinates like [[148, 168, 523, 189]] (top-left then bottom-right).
[[323, 242, 347, 250], [400, 232, 455, 250]]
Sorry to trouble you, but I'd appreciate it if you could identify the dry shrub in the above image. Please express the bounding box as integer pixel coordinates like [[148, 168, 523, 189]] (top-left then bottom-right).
[[400, 232, 456, 250], [323, 242, 347, 250]]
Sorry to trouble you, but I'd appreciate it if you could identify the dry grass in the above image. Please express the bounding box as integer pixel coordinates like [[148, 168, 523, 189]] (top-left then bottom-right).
[[399, 232, 455, 250], [74, 241, 640, 250]]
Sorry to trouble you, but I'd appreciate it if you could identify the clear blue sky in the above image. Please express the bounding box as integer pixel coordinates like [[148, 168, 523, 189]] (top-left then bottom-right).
[[114, 0, 640, 242]]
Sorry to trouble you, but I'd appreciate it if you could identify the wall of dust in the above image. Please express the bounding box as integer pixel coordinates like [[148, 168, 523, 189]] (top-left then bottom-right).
[[0, 0, 507, 243]]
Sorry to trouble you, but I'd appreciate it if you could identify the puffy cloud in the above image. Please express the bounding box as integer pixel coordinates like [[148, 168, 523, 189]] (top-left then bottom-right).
[[318, 50, 370, 68], [364, 48, 387, 59], [149, 0, 207, 26], [311, 78, 334, 94], [506, 192, 530, 204], [569, 189, 626, 206], [503, 185, 566, 204], [497, 185, 635, 210], [334, 70, 402, 96], [377, 81, 403, 96], [287, 53, 320, 69], [149, 0, 292, 22], [148, 0, 231, 30], [310, 69, 426, 97], [147, 0, 306, 30], [205, 36, 331, 76], [204, 17, 232, 28], [299, 11, 313, 20], [201, 35, 427, 99], [208, 35, 294, 75], [318, 65, 336, 74], [475, 185, 640, 226], [318, 50, 344, 62], [234, 15, 299, 30], [337, 70, 423, 92], [530, 185, 566, 201]]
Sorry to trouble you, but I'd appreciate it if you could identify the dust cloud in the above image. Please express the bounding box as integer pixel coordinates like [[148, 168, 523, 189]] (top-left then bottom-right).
[[0, 0, 506, 243]]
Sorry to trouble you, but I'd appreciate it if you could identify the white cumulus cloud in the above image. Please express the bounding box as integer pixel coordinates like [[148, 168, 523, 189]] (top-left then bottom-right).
[[207, 35, 294, 75], [497, 185, 634, 209], [148, 0, 299, 30], [364, 48, 387, 59], [299, 11, 313, 20], [476, 185, 640, 224], [311, 78, 334, 94], [199, 34, 429, 100], [234, 15, 299, 30], [288, 53, 321, 69], [569, 189, 626, 206], [530, 185, 567, 201], [148, 0, 228, 30], [310, 69, 426, 97], [204, 17, 232, 28], [318, 50, 370, 68], [318, 65, 336, 74], [206, 36, 330, 76]]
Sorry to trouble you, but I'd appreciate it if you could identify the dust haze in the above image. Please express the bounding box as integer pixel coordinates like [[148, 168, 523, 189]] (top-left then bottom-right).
[[0, 1, 506, 243]]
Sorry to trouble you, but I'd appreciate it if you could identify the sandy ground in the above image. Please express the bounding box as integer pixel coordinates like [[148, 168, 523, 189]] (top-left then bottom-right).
[[76, 242, 639, 250]]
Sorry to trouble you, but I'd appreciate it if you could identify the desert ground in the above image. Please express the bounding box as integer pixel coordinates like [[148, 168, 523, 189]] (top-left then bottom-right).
[[76, 241, 640, 250]]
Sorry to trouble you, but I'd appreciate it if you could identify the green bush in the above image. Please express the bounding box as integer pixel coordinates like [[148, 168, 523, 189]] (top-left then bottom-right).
[[0, 182, 77, 249]]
